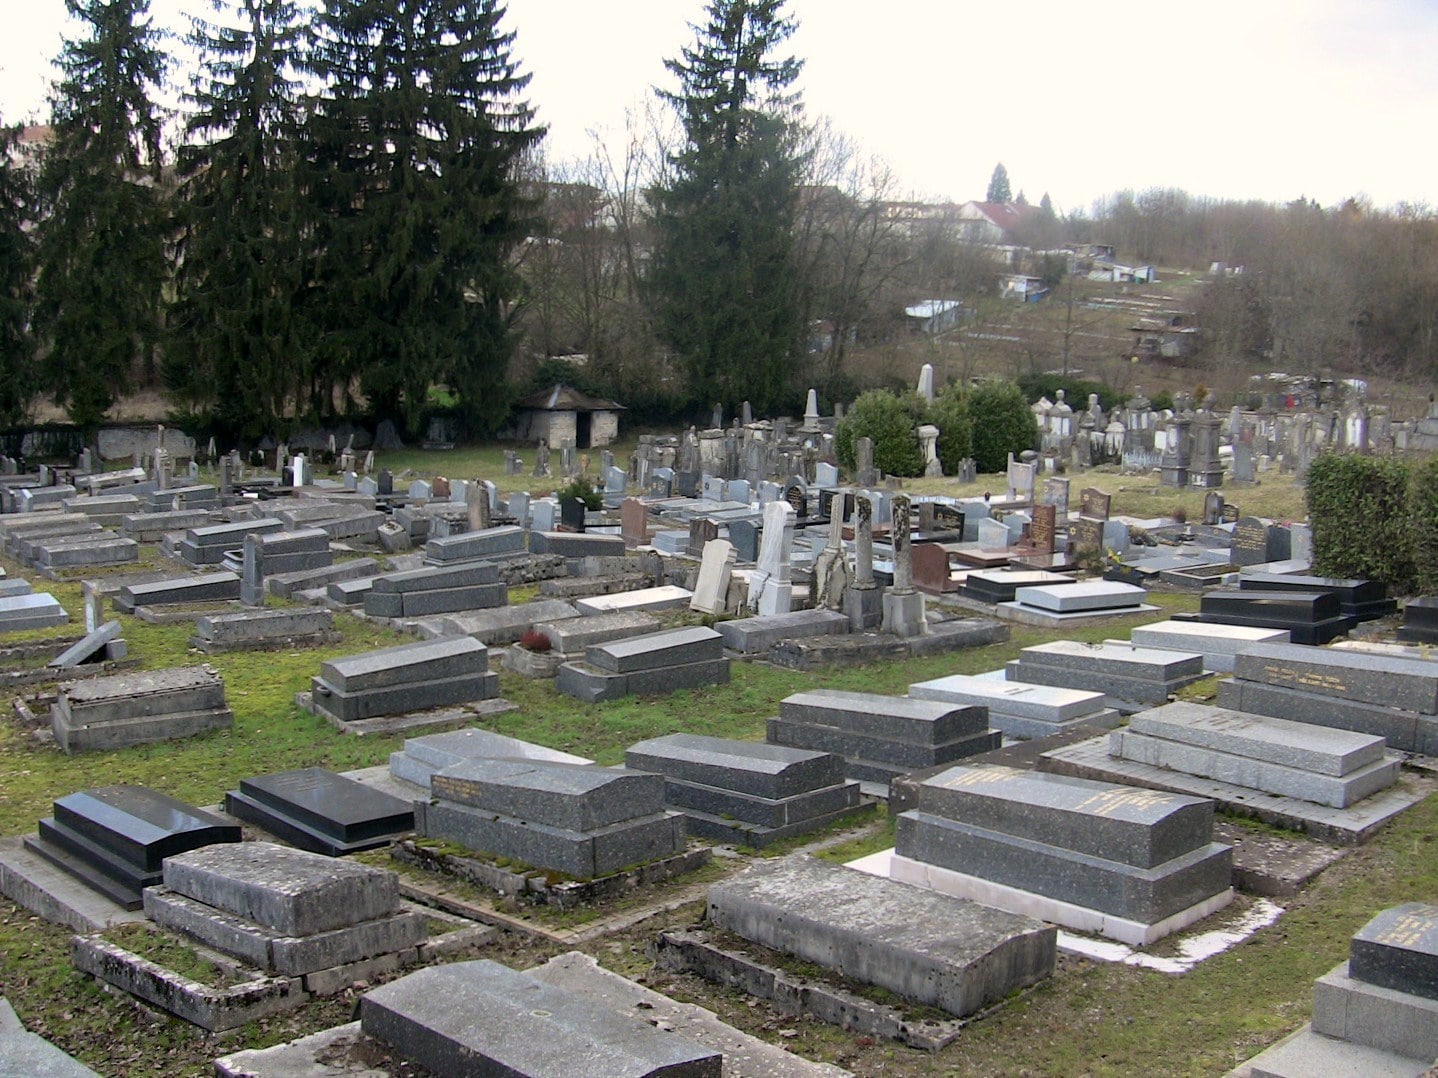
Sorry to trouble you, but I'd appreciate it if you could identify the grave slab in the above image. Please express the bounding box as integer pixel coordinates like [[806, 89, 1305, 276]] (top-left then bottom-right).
[[389, 727, 591, 790], [224, 768, 414, 855], [574, 585, 694, 615]]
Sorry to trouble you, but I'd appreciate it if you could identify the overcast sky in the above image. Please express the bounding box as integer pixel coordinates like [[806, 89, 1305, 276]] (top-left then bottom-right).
[[2, 0, 1435, 213]]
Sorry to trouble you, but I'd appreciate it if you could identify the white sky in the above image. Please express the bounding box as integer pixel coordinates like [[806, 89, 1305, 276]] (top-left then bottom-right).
[[2, 0, 1436, 213]]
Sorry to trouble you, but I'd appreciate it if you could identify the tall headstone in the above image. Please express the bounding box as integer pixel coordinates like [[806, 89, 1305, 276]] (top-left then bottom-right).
[[748, 500, 795, 615], [803, 388, 821, 430], [855, 436, 878, 487], [882, 494, 925, 637], [811, 502, 851, 610], [467, 479, 490, 531], [917, 363, 936, 405], [690, 538, 736, 615]]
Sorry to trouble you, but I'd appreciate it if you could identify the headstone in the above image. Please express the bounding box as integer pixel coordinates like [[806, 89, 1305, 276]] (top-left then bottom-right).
[[1078, 487, 1111, 520], [748, 501, 795, 616], [917, 363, 936, 404], [855, 436, 877, 486], [689, 539, 736, 615], [1027, 503, 1056, 555], [1040, 477, 1070, 516], [882, 494, 925, 638], [559, 496, 587, 532], [1203, 490, 1224, 525]]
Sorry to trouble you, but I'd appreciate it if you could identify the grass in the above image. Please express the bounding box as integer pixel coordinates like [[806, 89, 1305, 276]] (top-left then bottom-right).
[[0, 457, 1415, 1076]]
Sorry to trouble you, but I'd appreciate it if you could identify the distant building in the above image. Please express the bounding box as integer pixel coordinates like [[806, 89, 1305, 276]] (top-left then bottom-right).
[[904, 299, 965, 335], [955, 201, 1040, 244], [511, 383, 624, 449], [1130, 314, 1198, 359], [1001, 274, 1050, 303]]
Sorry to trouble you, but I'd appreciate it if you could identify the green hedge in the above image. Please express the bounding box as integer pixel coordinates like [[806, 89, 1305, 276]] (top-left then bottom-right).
[[835, 390, 925, 477], [1305, 453, 1416, 594]]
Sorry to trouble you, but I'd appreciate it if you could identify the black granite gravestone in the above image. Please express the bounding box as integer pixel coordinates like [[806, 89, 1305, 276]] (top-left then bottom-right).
[[559, 496, 587, 532], [25, 786, 240, 908], [225, 768, 415, 856]]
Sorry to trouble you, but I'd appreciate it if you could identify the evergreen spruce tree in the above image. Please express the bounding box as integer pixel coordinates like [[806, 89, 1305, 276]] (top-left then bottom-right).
[[169, 0, 307, 438], [0, 121, 36, 428], [650, 0, 806, 417], [33, 0, 170, 434], [986, 162, 1011, 203], [303, 0, 542, 434]]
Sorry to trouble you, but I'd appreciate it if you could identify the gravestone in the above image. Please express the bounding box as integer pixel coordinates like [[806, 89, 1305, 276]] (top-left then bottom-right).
[[687, 517, 719, 558], [559, 496, 587, 532], [25, 786, 240, 908], [1027, 504, 1056, 555], [689, 539, 736, 615], [1078, 487, 1111, 520], [51, 666, 234, 753], [728, 519, 759, 563], [747, 501, 795, 616], [1040, 478, 1069, 516], [1229, 516, 1277, 567], [224, 768, 414, 856], [882, 494, 925, 637], [1203, 490, 1224, 526]]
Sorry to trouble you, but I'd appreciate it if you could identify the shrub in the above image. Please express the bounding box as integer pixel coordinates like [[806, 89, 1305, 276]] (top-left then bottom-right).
[[1305, 452, 1416, 593], [1409, 455, 1438, 594], [834, 390, 925, 478], [968, 380, 1036, 473], [555, 475, 602, 511]]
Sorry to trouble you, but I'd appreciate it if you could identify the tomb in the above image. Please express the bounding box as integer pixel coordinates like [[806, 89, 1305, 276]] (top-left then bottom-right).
[[389, 727, 591, 790], [423, 523, 527, 565], [890, 764, 1233, 944], [114, 572, 240, 612], [177, 518, 284, 566], [0, 591, 70, 633], [51, 665, 234, 753], [303, 636, 503, 730], [909, 673, 1120, 739], [1192, 588, 1354, 646], [574, 584, 694, 615], [426, 598, 579, 645], [1218, 640, 1438, 754], [714, 607, 850, 656], [224, 768, 414, 855], [693, 854, 1054, 1019], [1238, 572, 1396, 623], [1397, 596, 1438, 645], [190, 607, 338, 653], [23, 786, 240, 909], [417, 759, 687, 879], [266, 557, 379, 599], [362, 562, 508, 619], [1239, 903, 1438, 1076], [962, 568, 1078, 606], [999, 580, 1155, 625], [1127, 619, 1288, 672], [768, 689, 998, 788], [625, 734, 868, 847], [557, 626, 730, 702], [535, 608, 661, 656], [1006, 640, 1207, 710]]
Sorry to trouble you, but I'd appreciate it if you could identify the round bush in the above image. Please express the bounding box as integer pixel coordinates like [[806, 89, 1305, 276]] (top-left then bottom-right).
[[835, 390, 925, 478], [968, 380, 1036, 473]]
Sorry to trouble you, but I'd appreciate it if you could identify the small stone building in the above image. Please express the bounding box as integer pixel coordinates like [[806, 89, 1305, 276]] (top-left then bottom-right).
[[512, 384, 623, 449]]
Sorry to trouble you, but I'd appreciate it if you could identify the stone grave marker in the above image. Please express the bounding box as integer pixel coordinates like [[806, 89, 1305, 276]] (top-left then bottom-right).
[[1079, 487, 1111, 520]]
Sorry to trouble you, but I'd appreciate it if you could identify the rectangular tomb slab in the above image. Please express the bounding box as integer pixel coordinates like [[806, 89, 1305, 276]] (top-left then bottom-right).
[[625, 734, 845, 801], [390, 728, 591, 789], [909, 674, 1107, 722], [161, 841, 399, 937], [906, 764, 1215, 869], [431, 759, 665, 833], [318, 636, 488, 693], [360, 960, 721, 1078], [779, 689, 987, 744], [225, 768, 414, 854], [586, 626, 724, 674], [1349, 903, 1438, 1000], [1125, 702, 1388, 777], [1233, 641, 1438, 714], [537, 609, 661, 654], [1014, 640, 1204, 681], [47, 786, 240, 873], [574, 585, 694, 615], [707, 854, 1054, 1018], [1014, 580, 1146, 612]]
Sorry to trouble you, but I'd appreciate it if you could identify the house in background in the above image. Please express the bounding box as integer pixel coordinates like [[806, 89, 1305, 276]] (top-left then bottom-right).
[[955, 201, 1040, 244], [1131, 313, 1199, 359], [511, 384, 624, 449], [1001, 274, 1050, 303], [904, 299, 966, 335]]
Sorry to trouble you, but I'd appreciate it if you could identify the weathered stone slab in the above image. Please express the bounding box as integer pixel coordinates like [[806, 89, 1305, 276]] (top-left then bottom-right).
[[714, 609, 850, 655], [1014, 580, 1146, 612], [120, 509, 213, 541], [433, 760, 664, 831], [587, 626, 724, 674], [1015, 640, 1203, 681], [556, 657, 731, 703], [529, 531, 627, 557], [162, 841, 398, 937], [360, 960, 722, 1077], [47, 620, 123, 668], [318, 637, 487, 693], [779, 690, 987, 743], [0, 592, 70, 632], [116, 573, 240, 610], [625, 734, 845, 801], [390, 728, 591, 789], [910, 674, 1108, 722], [0, 1029, 101, 1077], [35, 536, 139, 568], [365, 581, 507, 618], [267, 557, 380, 599], [1127, 620, 1289, 672], [433, 599, 578, 644], [707, 854, 1054, 1018], [1234, 641, 1438, 714], [55, 665, 226, 723], [537, 609, 660, 654], [1217, 678, 1434, 753]]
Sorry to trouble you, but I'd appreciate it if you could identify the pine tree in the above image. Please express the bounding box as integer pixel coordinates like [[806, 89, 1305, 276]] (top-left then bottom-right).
[[303, 0, 542, 434], [169, 0, 307, 439], [0, 121, 36, 428], [33, 0, 170, 434], [650, 0, 806, 417], [986, 162, 1011, 203]]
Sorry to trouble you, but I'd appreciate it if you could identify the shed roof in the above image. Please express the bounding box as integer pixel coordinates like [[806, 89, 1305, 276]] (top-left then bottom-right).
[[514, 383, 625, 412]]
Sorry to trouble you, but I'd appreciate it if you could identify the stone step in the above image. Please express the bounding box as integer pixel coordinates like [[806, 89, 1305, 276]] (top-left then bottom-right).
[[1313, 961, 1438, 1064]]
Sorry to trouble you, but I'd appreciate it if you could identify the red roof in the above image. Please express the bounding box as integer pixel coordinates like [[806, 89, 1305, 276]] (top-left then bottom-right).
[[968, 201, 1039, 232]]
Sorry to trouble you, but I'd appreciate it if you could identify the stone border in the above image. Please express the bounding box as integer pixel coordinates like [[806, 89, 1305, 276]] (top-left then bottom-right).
[[294, 692, 518, 736], [651, 928, 969, 1051]]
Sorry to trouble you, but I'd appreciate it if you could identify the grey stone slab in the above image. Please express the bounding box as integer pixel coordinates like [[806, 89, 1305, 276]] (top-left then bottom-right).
[[423, 525, 526, 563], [185, 517, 284, 549], [625, 734, 845, 800], [1014, 580, 1146, 612], [906, 763, 1215, 869], [327, 577, 376, 605], [436, 600, 579, 644], [366, 582, 507, 618], [143, 885, 425, 975], [574, 585, 694, 615], [1217, 678, 1428, 753], [0, 592, 69, 632], [120, 509, 213, 541], [311, 671, 498, 723], [587, 626, 724, 674], [162, 841, 399, 937], [714, 609, 850, 654], [417, 798, 685, 879], [896, 809, 1232, 923], [360, 959, 721, 1077], [556, 657, 731, 703], [46, 621, 122, 669], [1349, 903, 1438, 1000], [52, 704, 233, 754], [117, 573, 240, 609], [56, 665, 227, 724], [765, 717, 998, 770], [370, 562, 500, 593], [909, 674, 1109, 722], [1313, 960, 1438, 1062], [319, 637, 488, 693], [707, 854, 1054, 1018], [195, 608, 334, 645], [660, 777, 862, 833], [779, 690, 988, 743], [537, 609, 660, 654], [529, 531, 627, 557], [0, 1030, 102, 1077], [1126, 702, 1388, 776], [1233, 641, 1438, 714], [1015, 640, 1204, 681], [528, 951, 850, 1077], [1006, 660, 1199, 708], [1233, 1023, 1429, 1078], [267, 558, 380, 599], [36, 537, 139, 568], [432, 759, 665, 831], [391, 728, 591, 789], [1110, 730, 1399, 808]]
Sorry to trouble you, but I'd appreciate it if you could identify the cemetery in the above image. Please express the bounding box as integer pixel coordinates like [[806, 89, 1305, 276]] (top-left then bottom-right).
[[0, 410, 1435, 1077]]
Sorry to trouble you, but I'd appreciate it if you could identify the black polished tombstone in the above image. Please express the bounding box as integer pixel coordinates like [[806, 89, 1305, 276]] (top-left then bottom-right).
[[1238, 573, 1395, 622], [224, 768, 414, 856], [1191, 588, 1354, 645], [558, 496, 587, 532], [25, 786, 240, 909], [729, 519, 759, 563]]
